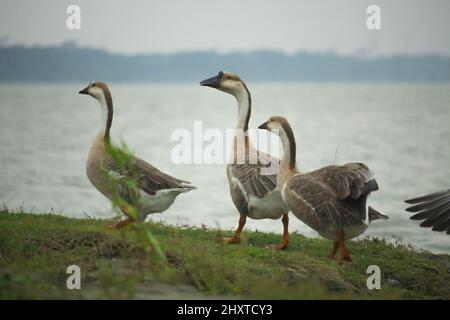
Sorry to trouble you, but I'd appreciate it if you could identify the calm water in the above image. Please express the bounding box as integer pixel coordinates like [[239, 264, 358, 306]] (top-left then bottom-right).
[[0, 83, 449, 253]]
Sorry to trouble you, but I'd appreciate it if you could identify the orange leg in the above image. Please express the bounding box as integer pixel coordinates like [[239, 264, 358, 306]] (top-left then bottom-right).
[[336, 229, 352, 262], [328, 241, 339, 260], [265, 214, 289, 250], [223, 214, 246, 244], [108, 217, 134, 230]]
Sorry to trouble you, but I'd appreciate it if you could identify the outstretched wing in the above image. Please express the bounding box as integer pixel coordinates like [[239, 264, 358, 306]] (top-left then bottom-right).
[[405, 189, 450, 234], [227, 151, 279, 214], [310, 163, 378, 200]]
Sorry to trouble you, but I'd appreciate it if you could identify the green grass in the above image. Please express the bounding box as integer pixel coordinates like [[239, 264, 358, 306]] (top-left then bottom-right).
[[0, 211, 449, 299]]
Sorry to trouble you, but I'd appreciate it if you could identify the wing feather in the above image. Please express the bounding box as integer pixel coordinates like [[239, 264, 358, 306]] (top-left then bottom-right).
[[229, 151, 279, 200], [310, 163, 378, 200], [405, 189, 450, 234], [104, 155, 195, 200], [285, 174, 364, 231]]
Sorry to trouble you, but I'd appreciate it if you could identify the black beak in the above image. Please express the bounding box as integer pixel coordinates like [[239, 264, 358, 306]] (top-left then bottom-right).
[[258, 121, 269, 130], [200, 71, 223, 88], [78, 86, 89, 95]]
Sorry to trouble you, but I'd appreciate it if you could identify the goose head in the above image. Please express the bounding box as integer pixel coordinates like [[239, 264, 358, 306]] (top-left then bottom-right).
[[78, 81, 111, 103], [258, 116, 292, 136], [79, 81, 113, 139], [259, 116, 297, 170], [200, 71, 247, 96]]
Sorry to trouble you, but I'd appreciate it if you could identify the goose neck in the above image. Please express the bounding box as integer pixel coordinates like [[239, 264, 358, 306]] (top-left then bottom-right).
[[97, 90, 113, 142], [234, 85, 251, 132], [279, 128, 298, 172]]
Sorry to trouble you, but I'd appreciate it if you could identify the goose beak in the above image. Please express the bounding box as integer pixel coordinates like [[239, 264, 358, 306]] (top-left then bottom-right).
[[78, 86, 89, 95], [200, 71, 223, 88], [258, 121, 269, 130]]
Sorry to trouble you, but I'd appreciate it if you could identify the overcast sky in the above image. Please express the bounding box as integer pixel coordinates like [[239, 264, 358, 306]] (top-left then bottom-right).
[[1, 0, 449, 56]]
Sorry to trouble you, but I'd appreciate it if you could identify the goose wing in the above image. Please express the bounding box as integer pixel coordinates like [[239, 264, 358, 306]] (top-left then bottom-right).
[[227, 151, 279, 214], [310, 163, 378, 200], [285, 174, 363, 228], [104, 155, 195, 200], [405, 189, 450, 234]]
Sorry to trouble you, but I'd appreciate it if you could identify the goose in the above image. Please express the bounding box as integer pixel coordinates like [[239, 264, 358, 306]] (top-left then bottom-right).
[[405, 189, 450, 234], [79, 81, 196, 229], [258, 116, 388, 261], [200, 71, 289, 249]]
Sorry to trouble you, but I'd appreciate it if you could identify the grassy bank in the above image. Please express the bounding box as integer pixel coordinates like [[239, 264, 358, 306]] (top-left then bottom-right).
[[0, 211, 449, 299]]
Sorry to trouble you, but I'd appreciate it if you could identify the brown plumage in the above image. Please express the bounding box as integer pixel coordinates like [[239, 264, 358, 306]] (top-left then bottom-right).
[[283, 163, 380, 233], [102, 154, 195, 197], [227, 150, 279, 216]]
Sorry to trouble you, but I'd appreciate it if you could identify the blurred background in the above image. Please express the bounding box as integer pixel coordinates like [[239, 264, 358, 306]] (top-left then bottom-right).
[[0, 0, 449, 253]]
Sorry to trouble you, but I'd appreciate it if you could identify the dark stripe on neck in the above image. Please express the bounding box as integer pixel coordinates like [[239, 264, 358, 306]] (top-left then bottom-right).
[[281, 120, 296, 169], [103, 88, 113, 142], [241, 82, 251, 133]]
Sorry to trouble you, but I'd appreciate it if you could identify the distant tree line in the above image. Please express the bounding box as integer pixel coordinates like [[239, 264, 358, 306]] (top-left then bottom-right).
[[1, 42, 449, 82]]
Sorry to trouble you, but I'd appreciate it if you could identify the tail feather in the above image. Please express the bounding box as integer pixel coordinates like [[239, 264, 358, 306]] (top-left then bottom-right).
[[368, 206, 389, 222], [175, 184, 197, 193]]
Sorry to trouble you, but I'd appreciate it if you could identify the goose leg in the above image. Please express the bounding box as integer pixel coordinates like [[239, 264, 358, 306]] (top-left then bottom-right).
[[223, 214, 246, 244], [108, 217, 134, 230], [265, 214, 289, 250], [336, 229, 352, 262], [328, 241, 339, 260]]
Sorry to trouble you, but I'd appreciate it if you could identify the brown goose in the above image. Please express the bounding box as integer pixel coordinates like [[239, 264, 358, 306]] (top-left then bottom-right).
[[405, 189, 450, 234], [200, 71, 289, 249], [258, 116, 388, 261], [79, 81, 196, 229]]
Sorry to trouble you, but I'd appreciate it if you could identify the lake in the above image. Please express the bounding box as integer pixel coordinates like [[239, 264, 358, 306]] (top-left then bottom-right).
[[0, 83, 449, 253]]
